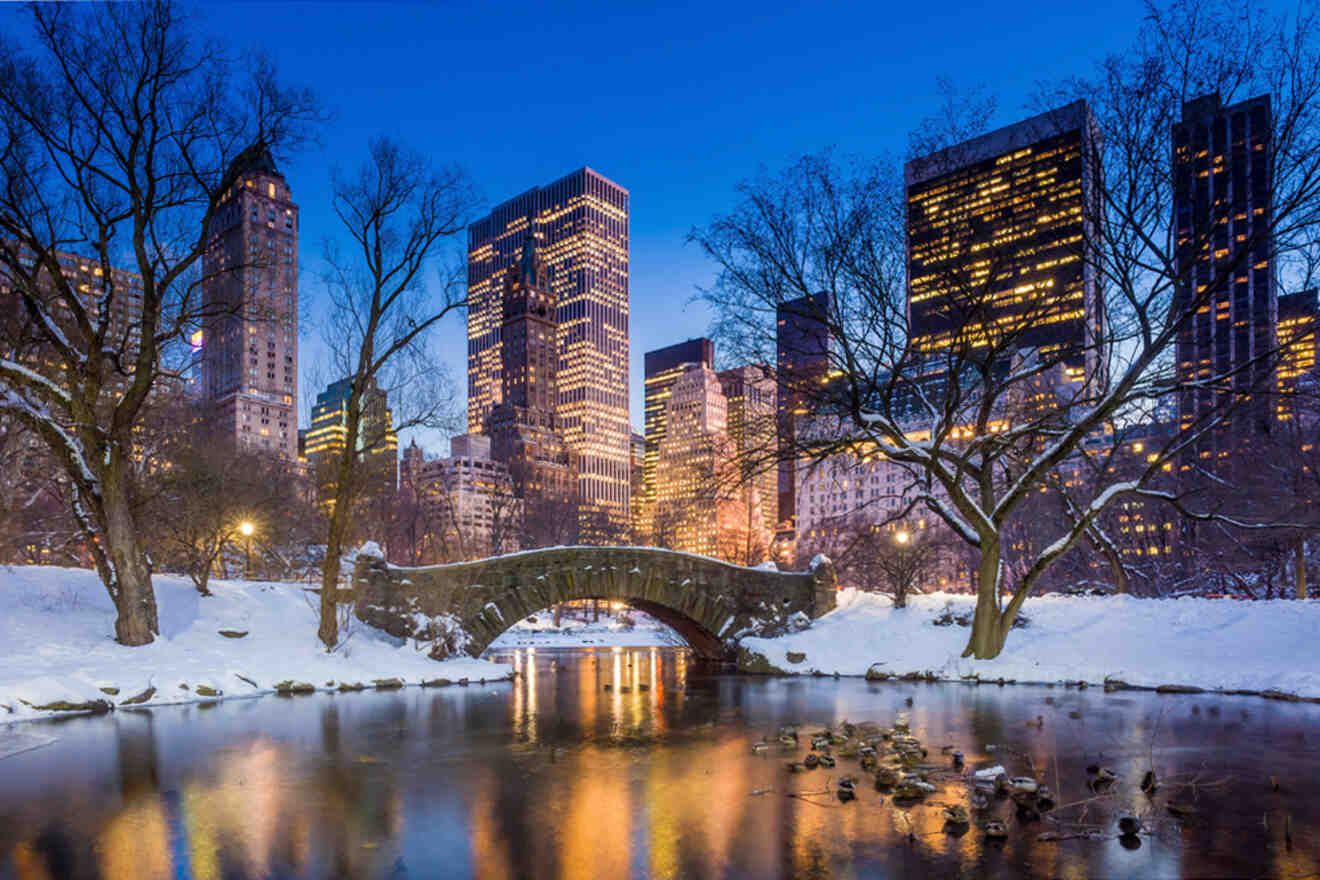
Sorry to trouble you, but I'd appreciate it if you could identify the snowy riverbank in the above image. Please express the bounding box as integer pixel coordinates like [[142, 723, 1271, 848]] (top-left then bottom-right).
[[0, 566, 509, 723], [740, 589, 1320, 699], [488, 609, 683, 649]]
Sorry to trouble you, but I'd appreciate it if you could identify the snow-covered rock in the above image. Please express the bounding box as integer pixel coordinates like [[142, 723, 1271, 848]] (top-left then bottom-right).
[[356, 541, 385, 560]]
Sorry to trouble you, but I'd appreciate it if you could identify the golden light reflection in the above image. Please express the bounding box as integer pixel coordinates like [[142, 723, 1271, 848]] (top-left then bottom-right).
[[96, 796, 172, 879]]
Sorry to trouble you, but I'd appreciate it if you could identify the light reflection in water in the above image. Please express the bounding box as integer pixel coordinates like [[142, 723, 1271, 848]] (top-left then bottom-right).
[[1, 650, 1318, 879]]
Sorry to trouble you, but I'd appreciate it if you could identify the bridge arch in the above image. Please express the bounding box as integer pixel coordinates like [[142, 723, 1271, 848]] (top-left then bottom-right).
[[352, 546, 837, 661]]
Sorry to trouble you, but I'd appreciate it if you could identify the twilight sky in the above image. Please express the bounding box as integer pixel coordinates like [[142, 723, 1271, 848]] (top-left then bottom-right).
[[16, 0, 1288, 449]]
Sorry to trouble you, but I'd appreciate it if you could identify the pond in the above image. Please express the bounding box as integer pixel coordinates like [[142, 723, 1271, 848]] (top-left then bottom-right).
[[1, 646, 1316, 878]]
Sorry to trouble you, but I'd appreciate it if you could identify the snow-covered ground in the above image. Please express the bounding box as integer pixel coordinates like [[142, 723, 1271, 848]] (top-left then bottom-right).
[[0, 566, 509, 724], [741, 589, 1320, 699], [488, 609, 683, 649]]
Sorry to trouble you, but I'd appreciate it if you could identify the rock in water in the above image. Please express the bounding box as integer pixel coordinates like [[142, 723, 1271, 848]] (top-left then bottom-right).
[[1009, 776, 1039, 794], [942, 805, 970, 826]]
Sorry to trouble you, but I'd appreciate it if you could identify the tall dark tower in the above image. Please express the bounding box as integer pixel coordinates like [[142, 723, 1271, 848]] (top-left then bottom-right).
[[1173, 93, 1275, 439], [499, 232, 558, 416], [201, 144, 299, 460], [776, 292, 832, 536], [487, 232, 577, 521]]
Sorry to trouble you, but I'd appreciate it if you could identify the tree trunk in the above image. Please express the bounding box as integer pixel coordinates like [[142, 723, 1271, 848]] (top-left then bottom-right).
[[1297, 540, 1308, 600], [319, 519, 346, 650], [102, 469, 158, 646], [963, 540, 1010, 660], [195, 560, 212, 597], [553, 603, 562, 627], [1100, 541, 1129, 595]]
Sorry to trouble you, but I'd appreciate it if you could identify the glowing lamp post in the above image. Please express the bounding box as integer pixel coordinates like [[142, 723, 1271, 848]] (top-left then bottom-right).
[[239, 520, 255, 579], [894, 530, 910, 546]]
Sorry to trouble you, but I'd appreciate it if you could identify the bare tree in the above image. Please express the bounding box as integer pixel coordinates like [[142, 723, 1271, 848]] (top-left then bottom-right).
[[0, 1, 316, 643], [143, 403, 312, 594], [694, 1, 1320, 658], [315, 137, 476, 650], [798, 513, 950, 607]]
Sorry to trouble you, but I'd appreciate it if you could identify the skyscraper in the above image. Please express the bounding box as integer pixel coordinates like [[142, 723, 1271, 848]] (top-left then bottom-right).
[[642, 337, 715, 525], [201, 145, 299, 460], [717, 364, 778, 550], [905, 101, 1105, 381], [1172, 93, 1275, 436], [776, 293, 832, 536], [486, 231, 577, 519], [467, 168, 630, 537], [653, 363, 743, 558], [304, 376, 398, 514], [1277, 288, 1318, 422]]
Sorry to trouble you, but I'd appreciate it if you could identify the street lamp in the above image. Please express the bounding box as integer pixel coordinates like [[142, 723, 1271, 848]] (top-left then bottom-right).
[[894, 529, 910, 545], [239, 520, 254, 579]]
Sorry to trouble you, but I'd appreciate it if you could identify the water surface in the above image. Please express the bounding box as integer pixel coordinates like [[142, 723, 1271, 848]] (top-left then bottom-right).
[[1, 646, 1317, 878]]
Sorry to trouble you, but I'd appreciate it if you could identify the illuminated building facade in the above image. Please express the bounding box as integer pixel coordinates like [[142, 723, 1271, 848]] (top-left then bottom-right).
[[905, 101, 1105, 383], [641, 337, 714, 532], [398, 435, 517, 561], [486, 232, 577, 516], [200, 145, 299, 460], [775, 293, 832, 538], [1277, 289, 1318, 422], [1173, 94, 1275, 439], [0, 247, 145, 383], [717, 364, 778, 547], [467, 168, 630, 538], [652, 364, 741, 558], [304, 376, 398, 512], [629, 430, 645, 537]]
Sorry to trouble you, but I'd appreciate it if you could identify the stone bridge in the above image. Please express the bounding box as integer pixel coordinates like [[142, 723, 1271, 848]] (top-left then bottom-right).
[[352, 546, 837, 661]]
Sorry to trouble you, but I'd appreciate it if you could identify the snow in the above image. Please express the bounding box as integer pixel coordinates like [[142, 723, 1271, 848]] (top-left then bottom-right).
[[0, 566, 509, 723], [356, 541, 385, 560], [740, 588, 1320, 698], [487, 610, 683, 649]]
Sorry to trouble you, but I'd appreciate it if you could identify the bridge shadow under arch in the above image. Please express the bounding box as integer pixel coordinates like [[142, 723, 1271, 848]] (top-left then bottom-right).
[[353, 546, 837, 661]]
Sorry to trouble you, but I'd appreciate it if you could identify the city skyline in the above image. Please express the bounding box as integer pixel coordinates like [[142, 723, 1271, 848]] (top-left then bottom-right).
[[140, 0, 1232, 448]]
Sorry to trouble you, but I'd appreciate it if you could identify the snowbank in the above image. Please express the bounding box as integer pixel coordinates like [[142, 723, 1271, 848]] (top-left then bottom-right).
[[488, 611, 683, 649], [0, 566, 509, 723], [740, 589, 1320, 699]]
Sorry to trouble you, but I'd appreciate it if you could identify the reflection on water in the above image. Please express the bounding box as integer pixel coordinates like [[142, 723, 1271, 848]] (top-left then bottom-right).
[[1, 647, 1318, 879]]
